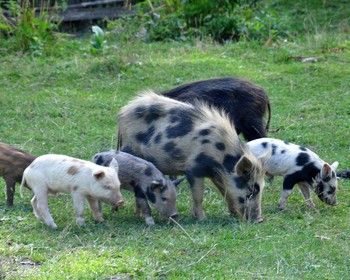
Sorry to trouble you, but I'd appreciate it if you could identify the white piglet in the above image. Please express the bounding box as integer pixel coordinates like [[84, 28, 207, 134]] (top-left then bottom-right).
[[21, 154, 124, 228], [247, 138, 339, 210]]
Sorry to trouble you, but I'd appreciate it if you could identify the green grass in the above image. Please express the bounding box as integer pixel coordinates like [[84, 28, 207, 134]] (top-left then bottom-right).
[[1, 0, 350, 279]]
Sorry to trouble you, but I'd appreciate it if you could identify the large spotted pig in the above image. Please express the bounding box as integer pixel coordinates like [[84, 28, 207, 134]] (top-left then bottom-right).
[[161, 77, 271, 141], [21, 154, 124, 228], [92, 150, 184, 226], [247, 138, 339, 210], [117, 92, 269, 222], [0, 142, 36, 206]]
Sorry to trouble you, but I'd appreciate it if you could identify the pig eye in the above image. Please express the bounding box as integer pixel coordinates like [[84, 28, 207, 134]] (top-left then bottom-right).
[[103, 185, 111, 190], [161, 197, 168, 202]]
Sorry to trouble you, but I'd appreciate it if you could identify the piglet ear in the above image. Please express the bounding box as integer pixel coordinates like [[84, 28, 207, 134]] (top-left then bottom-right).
[[93, 170, 105, 180], [150, 180, 164, 191], [172, 177, 185, 187], [331, 161, 339, 171], [109, 158, 119, 174], [235, 156, 253, 176], [321, 163, 332, 180]]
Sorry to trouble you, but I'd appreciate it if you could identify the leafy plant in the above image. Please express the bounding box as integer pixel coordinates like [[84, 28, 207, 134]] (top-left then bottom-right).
[[0, 0, 60, 54], [90, 25, 106, 54], [123, 0, 293, 43]]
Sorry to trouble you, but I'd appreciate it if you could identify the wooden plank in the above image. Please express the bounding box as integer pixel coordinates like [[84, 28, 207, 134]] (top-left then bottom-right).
[[59, 0, 125, 9], [58, 6, 132, 21]]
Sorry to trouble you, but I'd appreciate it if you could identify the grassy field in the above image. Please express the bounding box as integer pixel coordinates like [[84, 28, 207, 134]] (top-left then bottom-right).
[[1, 0, 350, 279]]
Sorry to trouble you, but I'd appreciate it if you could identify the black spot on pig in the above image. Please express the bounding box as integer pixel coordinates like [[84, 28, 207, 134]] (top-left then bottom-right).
[[261, 142, 268, 149], [163, 142, 176, 153], [144, 166, 153, 176], [215, 142, 226, 151], [296, 152, 310, 166], [281, 150, 286, 154], [146, 187, 156, 204], [136, 126, 155, 145], [134, 106, 147, 118], [166, 109, 194, 138], [121, 146, 134, 154], [191, 153, 222, 178], [271, 144, 277, 156], [299, 146, 307, 151], [199, 129, 211, 136], [145, 105, 163, 124], [284, 141, 290, 145], [238, 196, 245, 204], [223, 154, 240, 173], [234, 176, 249, 189], [154, 133, 162, 144], [134, 185, 146, 199], [283, 162, 319, 190], [201, 139, 210, 144]]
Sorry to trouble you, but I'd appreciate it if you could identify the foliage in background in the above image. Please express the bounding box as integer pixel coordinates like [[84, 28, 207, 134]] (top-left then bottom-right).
[[0, 0, 60, 54], [124, 0, 294, 43]]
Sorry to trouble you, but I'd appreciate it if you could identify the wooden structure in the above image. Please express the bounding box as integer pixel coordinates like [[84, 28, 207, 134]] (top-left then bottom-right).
[[50, 0, 133, 22]]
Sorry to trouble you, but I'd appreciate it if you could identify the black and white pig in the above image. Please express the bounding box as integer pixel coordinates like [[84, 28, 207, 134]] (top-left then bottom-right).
[[247, 138, 339, 210], [161, 77, 271, 141], [117, 91, 269, 222], [21, 154, 124, 228], [92, 150, 184, 226]]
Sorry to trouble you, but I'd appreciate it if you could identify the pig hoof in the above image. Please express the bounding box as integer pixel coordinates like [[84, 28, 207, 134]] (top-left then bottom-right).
[[76, 218, 85, 227], [145, 217, 155, 226], [48, 223, 58, 229]]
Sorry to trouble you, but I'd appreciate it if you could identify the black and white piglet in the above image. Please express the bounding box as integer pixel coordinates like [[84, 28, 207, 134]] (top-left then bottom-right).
[[92, 150, 184, 226], [247, 138, 339, 210]]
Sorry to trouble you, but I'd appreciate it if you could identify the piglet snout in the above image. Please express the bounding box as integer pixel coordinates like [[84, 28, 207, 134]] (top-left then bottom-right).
[[116, 199, 125, 207], [170, 213, 179, 220]]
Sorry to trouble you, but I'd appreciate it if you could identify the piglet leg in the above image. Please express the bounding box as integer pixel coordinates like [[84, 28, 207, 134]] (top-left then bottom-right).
[[188, 177, 206, 220], [71, 192, 86, 227], [34, 191, 57, 228], [87, 196, 104, 223], [4, 177, 16, 206], [298, 183, 316, 209], [135, 197, 155, 226]]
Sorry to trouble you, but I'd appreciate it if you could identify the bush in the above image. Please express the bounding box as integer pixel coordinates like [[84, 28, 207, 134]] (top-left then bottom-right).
[[0, 0, 60, 54], [118, 0, 294, 43]]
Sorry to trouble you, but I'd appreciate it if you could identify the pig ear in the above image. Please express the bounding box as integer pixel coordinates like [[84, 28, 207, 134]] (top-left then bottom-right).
[[256, 148, 271, 168], [109, 158, 119, 173], [331, 161, 339, 171], [321, 163, 332, 180], [150, 180, 165, 191], [172, 177, 185, 187], [235, 156, 253, 176], [93, 170, 105, 180]]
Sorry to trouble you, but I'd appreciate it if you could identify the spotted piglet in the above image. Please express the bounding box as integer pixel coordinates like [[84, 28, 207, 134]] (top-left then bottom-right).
[[247, 138, 339, 210], [92, 150, 184, 226], [21, 154, 124, 228]]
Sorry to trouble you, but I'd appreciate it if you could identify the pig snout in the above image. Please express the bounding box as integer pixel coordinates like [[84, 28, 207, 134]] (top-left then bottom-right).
[[116, 199, 125, 207], [170, 213, 178, 219]]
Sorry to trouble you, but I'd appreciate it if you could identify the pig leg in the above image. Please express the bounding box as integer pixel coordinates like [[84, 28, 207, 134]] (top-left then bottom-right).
[[34, 190, 57, 228], [135, 197, 155, 226], [71, 192, 86, 227], [297, 183, 315, 209], [87, 196, 104, 223], [188, 176, 206, 220], [31, 196, 45, 223], [4, 177, 16, 206], [278, 177, 296, 210], [135, 197, 142, 217]]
